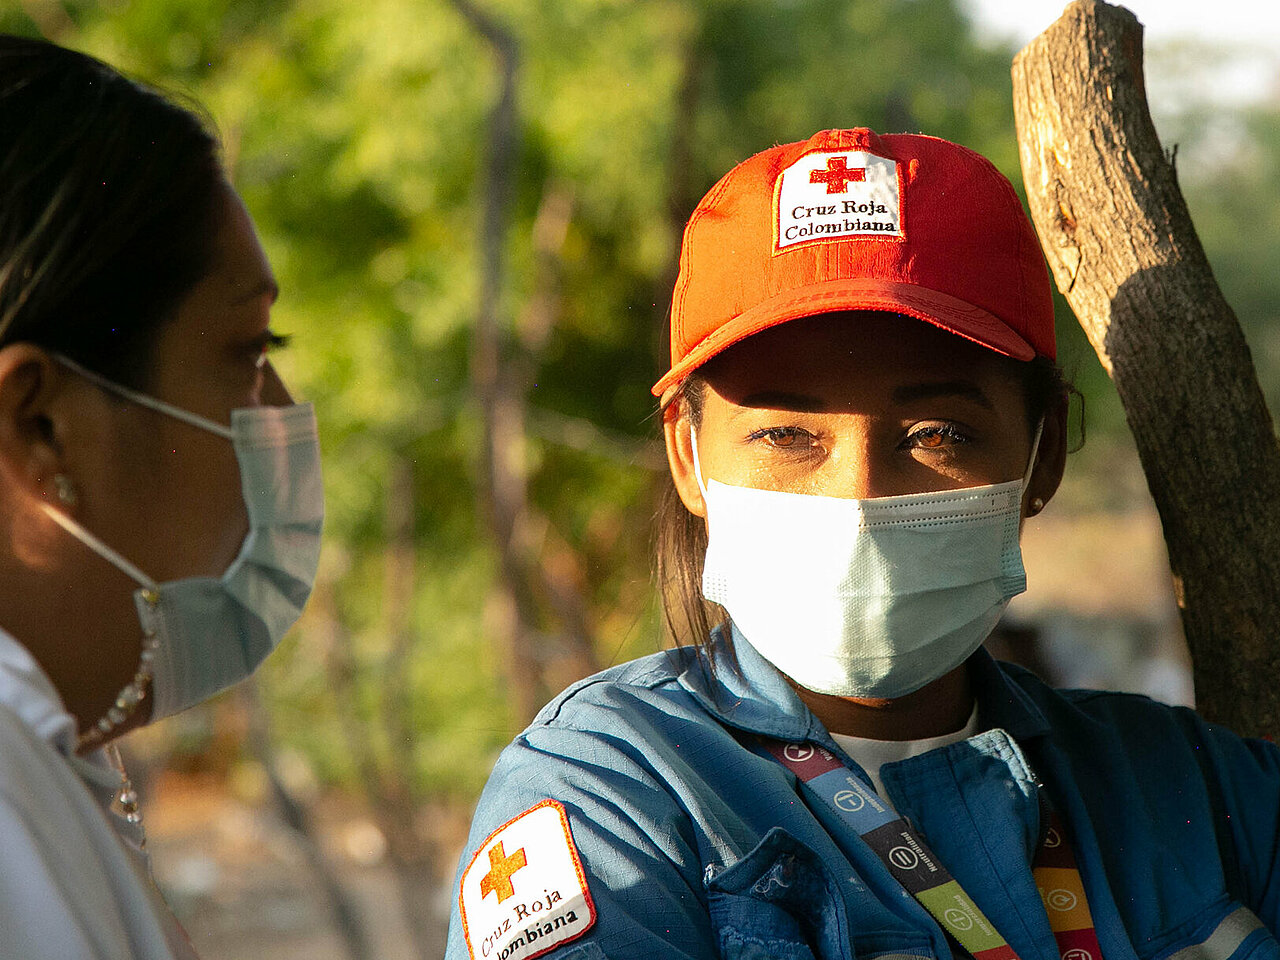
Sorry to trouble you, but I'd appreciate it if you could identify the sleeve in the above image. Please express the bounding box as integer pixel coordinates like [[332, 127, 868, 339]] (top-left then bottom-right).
[[1178, 708, 1280, 927], [444, 717, 718, 960]]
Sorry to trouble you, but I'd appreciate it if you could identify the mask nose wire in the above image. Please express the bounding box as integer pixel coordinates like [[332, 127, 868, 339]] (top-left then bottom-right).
[[1021, 418, 1045, 490]]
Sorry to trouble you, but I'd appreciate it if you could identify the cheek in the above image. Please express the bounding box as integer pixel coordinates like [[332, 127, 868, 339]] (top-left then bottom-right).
[[696, 419, 833, 493], [696, 444, 809, 496], [908, 450, 1015, 489], [130, 423, 248, 579], [84, 412, 168, 520], [175, 433, 248, 570]]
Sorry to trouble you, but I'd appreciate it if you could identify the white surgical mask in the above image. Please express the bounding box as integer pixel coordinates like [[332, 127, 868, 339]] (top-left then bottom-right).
[[42, 356, 323, 720], [693, 421, 1041, 699]]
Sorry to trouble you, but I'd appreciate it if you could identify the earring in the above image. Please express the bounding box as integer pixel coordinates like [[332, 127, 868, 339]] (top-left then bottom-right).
[[53, 474, 78, 508], [1030, 497, 1045, 515]]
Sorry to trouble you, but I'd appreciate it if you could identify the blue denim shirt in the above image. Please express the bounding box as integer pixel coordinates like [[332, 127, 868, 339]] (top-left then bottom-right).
[[446, 631, 1280, 960]]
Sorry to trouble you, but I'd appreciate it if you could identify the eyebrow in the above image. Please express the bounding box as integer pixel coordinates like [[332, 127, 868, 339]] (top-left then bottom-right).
[[891, 380, 994, 409]]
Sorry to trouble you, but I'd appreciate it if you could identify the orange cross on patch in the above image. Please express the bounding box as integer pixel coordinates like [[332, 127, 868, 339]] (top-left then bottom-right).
[[479, 841, 527, 903], [459, 800, 597, 960]]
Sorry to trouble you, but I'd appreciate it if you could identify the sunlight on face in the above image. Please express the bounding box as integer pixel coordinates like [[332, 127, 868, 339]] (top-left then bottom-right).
[[690, 312, 1036, 502]]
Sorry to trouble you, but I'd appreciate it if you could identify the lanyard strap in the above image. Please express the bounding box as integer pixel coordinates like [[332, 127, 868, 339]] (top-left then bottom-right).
[[758, 739, 1102, 960], [1035, 808, 1104, 960]]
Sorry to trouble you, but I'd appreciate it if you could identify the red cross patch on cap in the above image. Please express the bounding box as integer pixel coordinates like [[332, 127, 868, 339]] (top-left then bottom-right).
[[653, 128, 1056, 398], [775, 149, 903, 250], [459, 800, 596, 960]]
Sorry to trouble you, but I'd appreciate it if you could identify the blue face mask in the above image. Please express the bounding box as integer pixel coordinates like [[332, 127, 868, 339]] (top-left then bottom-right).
[[42, 356, 323, 720], [693, 422, 1040, 699]]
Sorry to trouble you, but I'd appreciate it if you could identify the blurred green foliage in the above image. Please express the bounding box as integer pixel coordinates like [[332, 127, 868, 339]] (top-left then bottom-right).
[[3, 0, 1276, 809]]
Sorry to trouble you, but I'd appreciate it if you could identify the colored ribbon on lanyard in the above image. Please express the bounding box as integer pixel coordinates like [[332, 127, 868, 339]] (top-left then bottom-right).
[[759, 739, 1103, 960], [1034, 809, 1103, 960]]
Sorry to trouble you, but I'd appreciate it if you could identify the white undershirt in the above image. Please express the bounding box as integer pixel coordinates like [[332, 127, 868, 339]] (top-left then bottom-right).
[[830, 705, 981, 803]]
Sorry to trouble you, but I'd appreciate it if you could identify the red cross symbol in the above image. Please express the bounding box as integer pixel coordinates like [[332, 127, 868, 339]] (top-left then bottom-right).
[[810, 156, 866, 194], [479, 841, 528, 903]]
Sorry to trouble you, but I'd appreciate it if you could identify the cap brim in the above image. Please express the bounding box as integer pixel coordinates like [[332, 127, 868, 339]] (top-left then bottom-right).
[[651, 278, 1036, 398]]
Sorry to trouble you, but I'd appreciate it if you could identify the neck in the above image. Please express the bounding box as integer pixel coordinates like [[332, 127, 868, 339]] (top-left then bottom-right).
[[790, 662, 974, 740], [0, 520, 153, 748]]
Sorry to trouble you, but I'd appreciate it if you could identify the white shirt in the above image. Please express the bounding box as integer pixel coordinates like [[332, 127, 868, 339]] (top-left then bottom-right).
[[830, 705, 981, 801], [0, 628, 197, 959]]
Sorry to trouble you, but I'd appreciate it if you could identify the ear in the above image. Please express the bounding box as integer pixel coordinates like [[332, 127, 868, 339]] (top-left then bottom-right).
[[663, 399, 707, 520], [0, 345, 73, 509], [1024, 393, 1068, 518]]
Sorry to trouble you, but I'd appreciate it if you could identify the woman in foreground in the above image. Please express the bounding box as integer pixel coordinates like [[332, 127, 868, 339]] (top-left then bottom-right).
[[447, 128, 1280, 960], [0, 36, 320, 958]]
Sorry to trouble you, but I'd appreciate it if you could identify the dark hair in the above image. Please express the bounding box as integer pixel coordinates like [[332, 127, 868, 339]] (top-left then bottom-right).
[[652, 322, 1074, 660], [0, 35, 224, 389]]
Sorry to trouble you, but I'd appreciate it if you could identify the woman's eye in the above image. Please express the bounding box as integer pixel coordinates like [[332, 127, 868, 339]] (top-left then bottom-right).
[[746, 426, 816, 449], [252, 330, 292, 368], [906, 423, 969, 449]]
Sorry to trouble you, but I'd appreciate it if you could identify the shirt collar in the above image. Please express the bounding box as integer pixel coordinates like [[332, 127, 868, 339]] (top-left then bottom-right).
[[0, 630, 141, 845], [0, 627, 79, 754], [969, 645, 1053, 740], [675, 623, 1052, 744], [674, 624, 828, 742]]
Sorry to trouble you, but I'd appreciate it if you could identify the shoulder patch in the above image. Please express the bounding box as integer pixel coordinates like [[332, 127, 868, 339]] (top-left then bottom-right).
[[459, 799, 596, 960]]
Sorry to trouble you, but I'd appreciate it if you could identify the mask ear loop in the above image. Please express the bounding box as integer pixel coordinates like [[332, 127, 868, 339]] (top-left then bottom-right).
[[40, 503, 159, 592], [689, 422, 710, 500], [42, 354, 191, 590], [54, 354, 234, 441], [1021, 418, 1045, 489]]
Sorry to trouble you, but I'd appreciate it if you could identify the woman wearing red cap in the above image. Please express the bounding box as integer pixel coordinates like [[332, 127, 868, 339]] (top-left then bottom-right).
[[447, 130, 1280, 960]]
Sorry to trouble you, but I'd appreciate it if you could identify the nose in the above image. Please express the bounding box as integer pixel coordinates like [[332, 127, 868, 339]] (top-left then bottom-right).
[[810, 430, 899, 500], [261, 361, 294, 406]]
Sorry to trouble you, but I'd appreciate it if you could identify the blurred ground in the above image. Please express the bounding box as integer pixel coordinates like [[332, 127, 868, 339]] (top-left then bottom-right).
[[142, 772, 456, 960]]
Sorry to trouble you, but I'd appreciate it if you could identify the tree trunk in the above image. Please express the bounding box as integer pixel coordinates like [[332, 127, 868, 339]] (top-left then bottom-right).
[[238, 683, 374, 960], [448, 0, 602, 724], [1012, 0, 1280, 737], [446, 0, 543, 726]]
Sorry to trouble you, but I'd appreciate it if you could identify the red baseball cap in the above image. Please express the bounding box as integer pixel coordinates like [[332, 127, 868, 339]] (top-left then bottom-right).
[[652, 128, 1055, 398]]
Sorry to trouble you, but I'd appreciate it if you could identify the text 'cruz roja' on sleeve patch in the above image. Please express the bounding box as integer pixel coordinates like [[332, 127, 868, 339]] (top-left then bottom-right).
[[774, 148, 903, 251], [459, 799, 596, 960]]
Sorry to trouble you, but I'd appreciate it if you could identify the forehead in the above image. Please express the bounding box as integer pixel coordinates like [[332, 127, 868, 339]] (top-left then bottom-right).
[[699, 311, 1024, 408], [203, 184, 276, 302], [161, 180, 276, 324]]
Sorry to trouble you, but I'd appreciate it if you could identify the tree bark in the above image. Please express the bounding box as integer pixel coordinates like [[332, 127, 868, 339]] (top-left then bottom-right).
[[1012, 0, 1280, 737]]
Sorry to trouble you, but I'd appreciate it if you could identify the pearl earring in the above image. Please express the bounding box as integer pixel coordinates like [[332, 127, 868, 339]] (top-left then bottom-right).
[[53, 474, 78, 507], [1030, 497, 1045, 515]]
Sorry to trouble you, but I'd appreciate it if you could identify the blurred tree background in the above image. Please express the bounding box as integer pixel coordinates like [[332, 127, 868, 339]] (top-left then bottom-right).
[[3, 1, 1277, 957]]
